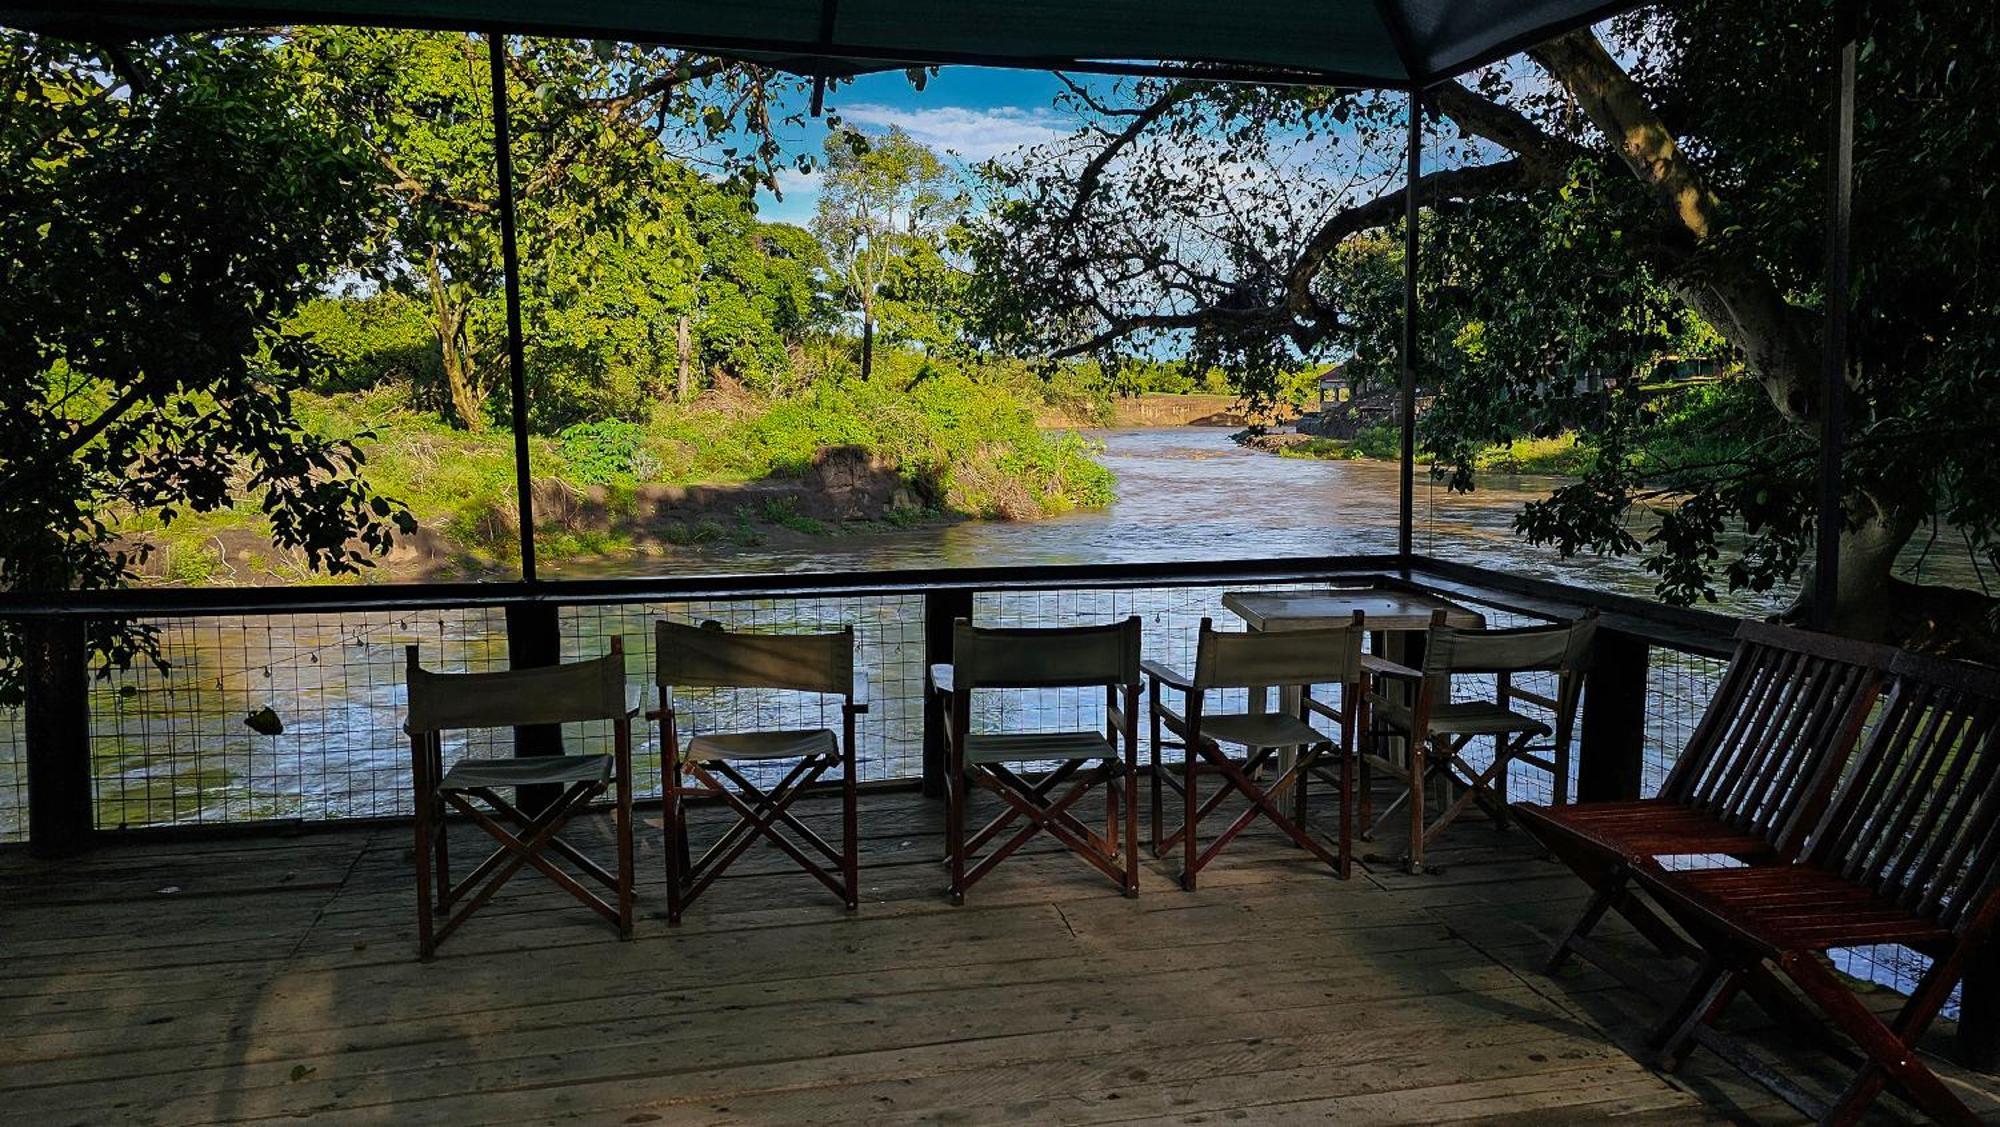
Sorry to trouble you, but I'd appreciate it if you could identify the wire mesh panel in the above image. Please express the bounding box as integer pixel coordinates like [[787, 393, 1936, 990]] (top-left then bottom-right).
[[89, 608, 509, 831], [0, 704, 23, 844], [562, 595, 926, 791], [972, 581, 1354, 763]]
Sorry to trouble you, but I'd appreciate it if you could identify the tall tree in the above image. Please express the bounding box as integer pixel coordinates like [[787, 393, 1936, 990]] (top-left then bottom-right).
[[282, 29, 822, 430], [970, 2, 2000, 649], [811, 127, 965, 377], [0, 33, 413, 698]]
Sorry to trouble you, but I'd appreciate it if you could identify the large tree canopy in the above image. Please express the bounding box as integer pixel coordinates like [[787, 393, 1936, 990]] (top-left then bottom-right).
[[968, 0, 2000, 651], [0, 33, 415, 698], [280, 28, 829, 429]]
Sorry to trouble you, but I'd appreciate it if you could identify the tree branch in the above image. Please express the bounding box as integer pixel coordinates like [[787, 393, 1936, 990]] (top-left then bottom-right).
[[1282, 158, 1533, 319], [1066, 84, 1193, 227]]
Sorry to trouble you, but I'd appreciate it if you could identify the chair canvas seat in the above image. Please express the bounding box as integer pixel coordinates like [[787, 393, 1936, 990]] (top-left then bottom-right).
[[1182, 711, 1328, 750], [440, 754, 612, 791], [687, 728, 838, 762], [1379, 698, 1550, 737], [965, 730, 1115, 764], [405, 641, 636, 960], [656, 619, 862, 923], [1146, 616, 1366, 888]]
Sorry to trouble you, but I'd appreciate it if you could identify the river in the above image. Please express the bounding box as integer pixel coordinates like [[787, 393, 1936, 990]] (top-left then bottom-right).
[[4, 426, 1986, 840]]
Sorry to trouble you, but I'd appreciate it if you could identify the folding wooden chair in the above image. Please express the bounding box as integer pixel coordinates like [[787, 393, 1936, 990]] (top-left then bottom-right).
[[1515, 621, 1891, 976], [655, 619, 862, 924], [1144, 614, 1373, 888], [1635, 650, 2000, 1126], [405, 639, 636, 960], [1369, 610, 1596, 874], [935, 616, 1141, 904]]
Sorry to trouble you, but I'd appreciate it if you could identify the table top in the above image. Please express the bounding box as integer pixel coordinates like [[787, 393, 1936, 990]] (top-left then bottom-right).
[[1222, 589, 1484, 633]]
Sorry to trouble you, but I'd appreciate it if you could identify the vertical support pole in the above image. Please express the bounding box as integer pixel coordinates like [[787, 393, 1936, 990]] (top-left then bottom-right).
[[922, 588, 973, 799], [488, 32, 537, 583], [22, 616, 93, 857], [1397, 89, 1422, 559], [506, 602, 564, 814], [1809, 3, 1855, 633], [1577, 629, 1649, 803]]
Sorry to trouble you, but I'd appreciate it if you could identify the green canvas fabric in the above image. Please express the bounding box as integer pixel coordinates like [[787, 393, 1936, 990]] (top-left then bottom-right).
[[0, 0, 1651, 87]]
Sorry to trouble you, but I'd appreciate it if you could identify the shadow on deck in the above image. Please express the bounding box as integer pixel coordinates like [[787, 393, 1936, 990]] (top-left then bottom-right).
[[3, 785, 1998, 1125]]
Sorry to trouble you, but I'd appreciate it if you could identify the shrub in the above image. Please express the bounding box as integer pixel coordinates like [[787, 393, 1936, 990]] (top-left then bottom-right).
[[557, 420, 650, 485]]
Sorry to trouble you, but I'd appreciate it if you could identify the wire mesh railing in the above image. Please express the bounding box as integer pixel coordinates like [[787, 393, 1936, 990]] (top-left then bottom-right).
[[0, 705, 22, 844], [0, 563, 1946, 1011]]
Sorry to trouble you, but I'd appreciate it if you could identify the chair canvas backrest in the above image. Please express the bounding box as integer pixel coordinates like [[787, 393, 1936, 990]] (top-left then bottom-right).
[[952, 617, 1141, 689], [1807, 650, 2000, 936], [655, 619, 853, 696], [1660, 621, 1893, 853], [1193, 615, 1364, 691], [1422, 612, 1598, 677], [405, 640, 628, 735]]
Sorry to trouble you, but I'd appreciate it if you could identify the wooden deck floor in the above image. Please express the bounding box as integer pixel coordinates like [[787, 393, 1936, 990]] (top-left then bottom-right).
[[4, 786, 2000, 1126]]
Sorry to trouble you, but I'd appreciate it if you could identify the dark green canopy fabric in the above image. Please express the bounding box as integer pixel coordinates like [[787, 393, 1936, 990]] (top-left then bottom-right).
[[0, 0, 1651, 87]]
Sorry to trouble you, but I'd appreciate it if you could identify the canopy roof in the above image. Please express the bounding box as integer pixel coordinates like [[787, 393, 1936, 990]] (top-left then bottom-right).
[[0, 0, 1650, 88]]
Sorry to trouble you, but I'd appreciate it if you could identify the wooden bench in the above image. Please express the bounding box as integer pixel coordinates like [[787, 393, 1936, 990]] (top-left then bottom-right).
[[1514, 621, 1895, 974], [1635, 647, 2000, 1125]]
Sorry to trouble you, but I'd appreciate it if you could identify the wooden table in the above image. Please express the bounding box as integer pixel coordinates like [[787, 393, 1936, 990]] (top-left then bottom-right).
[[1221, 589, 1485, 635], [1221, 588, 1485, 773]]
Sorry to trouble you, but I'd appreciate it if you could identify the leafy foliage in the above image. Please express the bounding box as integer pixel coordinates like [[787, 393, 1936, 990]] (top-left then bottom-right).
[[0, 34, 414, 700], [966, 5, 2000, 631]]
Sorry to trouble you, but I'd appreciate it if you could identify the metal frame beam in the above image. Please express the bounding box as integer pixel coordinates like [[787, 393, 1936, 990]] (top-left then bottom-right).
[[1397, 89, 1421, 557], [1809, 1, 1855, 631], [488, 32, 538, 584]]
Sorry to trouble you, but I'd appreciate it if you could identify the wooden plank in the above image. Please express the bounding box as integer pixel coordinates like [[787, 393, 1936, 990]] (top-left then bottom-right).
[[2, 790, 1993, 1127]]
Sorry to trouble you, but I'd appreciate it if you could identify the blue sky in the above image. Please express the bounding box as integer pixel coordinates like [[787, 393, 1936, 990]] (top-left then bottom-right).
[[753, 67, 1084, 226]]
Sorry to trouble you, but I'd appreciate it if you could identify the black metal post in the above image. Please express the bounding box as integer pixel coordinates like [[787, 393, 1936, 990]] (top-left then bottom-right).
[[1809, 4, 1856, 632], [22, 616, 94, 857], [1577, 630, 1650, 803], [488, 33, 537, 584], [922, 588, 973, 799], [1398, 90, 1421, 557], [506, 601, 564, 814]]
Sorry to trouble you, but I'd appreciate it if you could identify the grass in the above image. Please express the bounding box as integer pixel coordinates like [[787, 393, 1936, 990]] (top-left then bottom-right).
[[121, 351, 1119, 580]]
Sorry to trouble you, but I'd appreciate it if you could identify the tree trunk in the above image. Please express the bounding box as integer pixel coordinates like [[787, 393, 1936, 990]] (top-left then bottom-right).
[[675, 313, 693, 401], [861, 316, 875, 380], [1527, 31, 1921, 636], [424, 246, 486, 432]]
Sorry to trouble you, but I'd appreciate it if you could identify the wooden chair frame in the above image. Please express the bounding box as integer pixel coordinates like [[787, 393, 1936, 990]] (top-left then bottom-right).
[[654, 619, 864, 924], [1516, 622, 1893, 978], [1368, 609, 1596, 874], [1144, 614, 1374, 888], [936, 616, 1142, 904], [1633, 650, 2000, 1126], [406, 639, 636, 960]]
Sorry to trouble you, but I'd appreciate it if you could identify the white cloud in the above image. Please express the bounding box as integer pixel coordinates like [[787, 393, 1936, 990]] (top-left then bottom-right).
[[834, 103, 1067, 162], [760, 166, 823, 226]]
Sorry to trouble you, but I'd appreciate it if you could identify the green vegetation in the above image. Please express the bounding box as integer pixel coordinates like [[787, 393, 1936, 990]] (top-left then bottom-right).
[[1281, 384, 1750, 481], [135, 348, 1116, 575]]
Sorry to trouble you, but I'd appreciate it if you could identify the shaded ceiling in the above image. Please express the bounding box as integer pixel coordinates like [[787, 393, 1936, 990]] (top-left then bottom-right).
[[0, 0, 1652, 88]]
